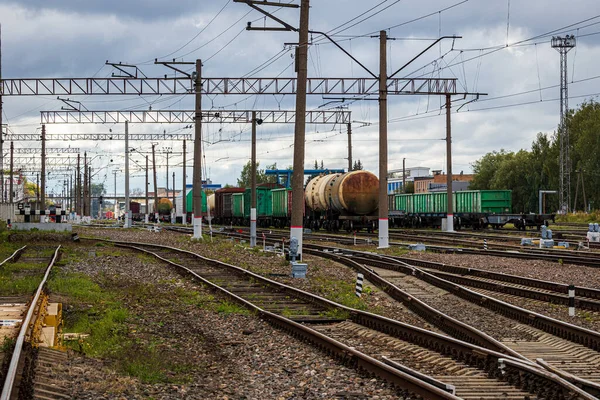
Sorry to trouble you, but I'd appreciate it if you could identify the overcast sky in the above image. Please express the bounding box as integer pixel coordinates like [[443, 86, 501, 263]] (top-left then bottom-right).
[[1, 0, 599, 196]]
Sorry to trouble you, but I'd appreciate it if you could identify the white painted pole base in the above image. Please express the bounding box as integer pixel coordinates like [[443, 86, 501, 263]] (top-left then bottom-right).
[[290, 226, 303, 261], [145, 214, 149, 224], [250, 208, 257, 248], [193, 217, 203, 240], [155, 213, 160, 224], [446, 214, 455, 232], [378, 219, 389, 249]]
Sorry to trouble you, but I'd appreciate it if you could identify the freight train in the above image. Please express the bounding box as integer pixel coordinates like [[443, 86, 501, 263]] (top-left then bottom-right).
[[211, 171, 379, 231], [388, 190, 554, 230], [197, 171, 555, 231]]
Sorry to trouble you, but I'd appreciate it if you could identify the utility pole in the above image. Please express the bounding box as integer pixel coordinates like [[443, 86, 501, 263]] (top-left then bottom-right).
[[551, 35, 576, 214], [402, 158, 406, 193], [172, 171, 176, 223], [378, 30, 389, 249], [445, 94, 454, 232], [124, 121, 130, 227], [9, 141, 13, 203], [192, 59, 203, 239], [152, 143, 159, 222], [76, 154, 81, 215], [36, 173, 40, 205], [251, 111, 257, 248], [182, 139, 186, 223], [290, 0, 310, 259], [41, 125, 46, 208], [113, 170, 118, 218], [347, 123, 352, 171], [88, 166, 92, 218], [83, 152, 87, 217], [145, 155, 149, 223]]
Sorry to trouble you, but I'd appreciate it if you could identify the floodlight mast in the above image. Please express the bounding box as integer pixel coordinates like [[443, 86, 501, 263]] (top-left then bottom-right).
[[551, 35, 576, 214]]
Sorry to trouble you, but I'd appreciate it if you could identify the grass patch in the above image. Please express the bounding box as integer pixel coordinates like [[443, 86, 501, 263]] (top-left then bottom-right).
[[216, 301, 250, 315], [0, 274, 43, 295], [312, 276, 368, 311]]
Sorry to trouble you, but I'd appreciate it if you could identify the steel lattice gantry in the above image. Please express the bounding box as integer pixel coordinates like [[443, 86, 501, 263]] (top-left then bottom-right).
[[1, 77, 457, 96], [2, 147, 80, 154], [3, 133, 193, 141], [11, 157, 78, 167], [38, 109, 352, 124]]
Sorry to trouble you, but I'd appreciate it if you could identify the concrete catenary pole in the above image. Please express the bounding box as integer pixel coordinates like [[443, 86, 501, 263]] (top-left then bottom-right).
[[290, 0, 310, 259], [145, 155, 149, 223], [76, 154, 80, 215], [8, 141, 13, 203], [88, 166, 92, 218], [152, 143, 159, 222], [250, 111, 257, 248], [124, 121, 130, 228], [378, 30, 389, 248], [172, 171, 176, 223], [113, 170, 117, 218], [41, 125, 46, 209], [36, 173, 39, 204], [402, 158, 406, 193], [445, 94, 454, 232], [347, 123, 353, 171], [83, 153, 87, 216], [192, 59, 203, 239], [182, 139, 186, 223]]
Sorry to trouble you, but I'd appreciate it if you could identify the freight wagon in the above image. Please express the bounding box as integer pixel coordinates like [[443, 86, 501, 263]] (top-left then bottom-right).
[[389, 190, 553, 230]]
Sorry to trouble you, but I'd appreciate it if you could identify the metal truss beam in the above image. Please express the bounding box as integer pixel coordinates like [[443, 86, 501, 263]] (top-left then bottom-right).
[[2, 77, 458, 96], [40, 109, 351, 124], [4, 147, 80, 154], [12, 157, 78, 167], [4, 133, 193, 141]]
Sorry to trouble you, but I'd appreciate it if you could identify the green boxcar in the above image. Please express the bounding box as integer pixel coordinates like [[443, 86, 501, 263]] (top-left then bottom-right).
[[394, 194, 412, 213], [243, 187, 273, 217], [479, 190, 512, 213], [185, 190, 207, 213], [271, 188, 292, 217], [232, 193, 245, 218], [394, 190, 512, 214]]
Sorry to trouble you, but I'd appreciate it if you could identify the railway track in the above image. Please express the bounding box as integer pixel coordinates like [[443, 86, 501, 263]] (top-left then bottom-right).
[[301, 244, 600, 392], [384, 253, 600, 309], [87, 238, 593, 399], [153, 227, 600, 397], [0, 245, 69, 400]]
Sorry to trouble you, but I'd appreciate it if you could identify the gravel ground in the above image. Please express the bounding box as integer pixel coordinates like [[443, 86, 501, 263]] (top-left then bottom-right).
[[53, 241, 407, 399], [77, 227, 440, 333], [404, 250, 600, 289], [370, 266, 538, 342]]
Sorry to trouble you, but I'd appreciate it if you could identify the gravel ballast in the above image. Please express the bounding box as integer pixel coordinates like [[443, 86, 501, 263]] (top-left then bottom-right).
[[50, 238, 408, 399]]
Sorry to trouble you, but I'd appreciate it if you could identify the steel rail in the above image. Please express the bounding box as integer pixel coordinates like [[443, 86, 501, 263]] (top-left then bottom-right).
[[311, 244, 600, 352], [388, 255, 600, 301], [0, 246, 27, 268], [117, 233, 595, 399], [113, 242, 459, 399], [0, 245, 61, 400]]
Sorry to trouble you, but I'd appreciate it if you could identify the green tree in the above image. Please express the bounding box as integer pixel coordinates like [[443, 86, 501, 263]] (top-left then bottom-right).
[[158, 198, 172, 214], [352, 159, 364, 171], [404, 181, 414, 194], [236, 161, 277, 187], [569, 101, 600, 211]]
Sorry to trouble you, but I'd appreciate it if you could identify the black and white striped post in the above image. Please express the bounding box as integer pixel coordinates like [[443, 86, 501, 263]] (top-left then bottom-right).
[[483, 239, 488, 250], [569, 284, 575, 317], [355, 273, 364, 297]]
